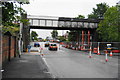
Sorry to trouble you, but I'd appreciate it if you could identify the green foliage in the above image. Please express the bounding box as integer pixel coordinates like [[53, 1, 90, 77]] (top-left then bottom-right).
[[2, 26, 19, 36], [2, 2, 27, 26], [51, 30, 58, 39], [88, 13, 98, 19], [2, 2, 17, 26], [76, 15, 85, 19], [68, 30, 77, 41], [31, 31, 38, 41], [88, 3, 109, 19], [58, 36, 66, 41], [2, 1, 29, 35], [20, 18, 30, 26], [97, 6, 119, 42], [16, 0, 30, 4]]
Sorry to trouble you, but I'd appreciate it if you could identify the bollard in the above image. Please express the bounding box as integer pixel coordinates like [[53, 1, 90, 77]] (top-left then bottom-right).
[[40, 47, 44, 56], [110, 51, 113, 56], [89, 46, 92, 58], [97, 46, 100, 55], [105, 50, 108, 62]]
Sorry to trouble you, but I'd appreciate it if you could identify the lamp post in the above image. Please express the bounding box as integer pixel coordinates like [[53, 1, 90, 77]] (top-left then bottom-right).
[[15, 0, 29, 57], [19, 2, 22, 58]]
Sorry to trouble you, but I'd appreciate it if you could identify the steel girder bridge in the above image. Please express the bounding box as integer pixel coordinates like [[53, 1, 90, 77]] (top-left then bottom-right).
[[22, 15, 101, 51]]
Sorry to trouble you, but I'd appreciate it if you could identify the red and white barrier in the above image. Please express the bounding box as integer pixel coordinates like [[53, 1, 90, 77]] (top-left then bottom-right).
[[89, 46, 92, 58]]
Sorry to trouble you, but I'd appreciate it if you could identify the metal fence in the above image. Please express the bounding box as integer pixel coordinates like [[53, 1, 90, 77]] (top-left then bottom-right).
[[62, 41, 120, 54]]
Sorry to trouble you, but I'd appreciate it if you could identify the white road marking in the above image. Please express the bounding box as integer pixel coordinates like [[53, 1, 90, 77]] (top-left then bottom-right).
[[42, 58, 48, 66], [42, 57, 56, 79]]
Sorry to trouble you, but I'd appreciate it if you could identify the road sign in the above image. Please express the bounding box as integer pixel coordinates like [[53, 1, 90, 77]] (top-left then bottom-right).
[[107, 44, 112, 50], [107, 44, 111, 47]]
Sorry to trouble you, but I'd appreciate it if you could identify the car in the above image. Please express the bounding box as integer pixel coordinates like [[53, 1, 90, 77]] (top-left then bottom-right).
[[34, 42, 40, 47], [45, 42, 49, 47], [49, 43, 58, 51]]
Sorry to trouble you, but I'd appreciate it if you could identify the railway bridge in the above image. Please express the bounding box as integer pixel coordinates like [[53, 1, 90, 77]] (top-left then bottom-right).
[[22, 15, 101, 51]]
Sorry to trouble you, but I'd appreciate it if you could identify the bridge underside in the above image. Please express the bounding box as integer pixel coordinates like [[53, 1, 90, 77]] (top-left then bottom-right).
[[22, 16, 100, 51], [30, 26, 96, 30]]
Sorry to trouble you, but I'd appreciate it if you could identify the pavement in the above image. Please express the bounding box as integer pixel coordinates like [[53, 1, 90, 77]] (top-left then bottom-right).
[[2, 52, 54, 80]]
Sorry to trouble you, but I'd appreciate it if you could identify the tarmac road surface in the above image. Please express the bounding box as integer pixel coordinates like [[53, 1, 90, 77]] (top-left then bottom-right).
[[31, 42, 118, 78]]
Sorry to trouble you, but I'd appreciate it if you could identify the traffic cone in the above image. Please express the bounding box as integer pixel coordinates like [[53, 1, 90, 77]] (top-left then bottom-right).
[[76, 48, 78, 50], [72, 47, 75, 50], [89, 46, 92, 58], [97, 47, 100, 55], [89, 56, 92, 58], [41, 53, 44, 56], [97, 52, 100, 55], [105, 50, 108, 62], [106, 58, 108, 62], [110, 51, 113, 56]]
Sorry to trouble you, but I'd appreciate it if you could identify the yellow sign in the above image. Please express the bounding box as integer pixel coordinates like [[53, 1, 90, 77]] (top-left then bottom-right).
[[107, 48, 111, 49]]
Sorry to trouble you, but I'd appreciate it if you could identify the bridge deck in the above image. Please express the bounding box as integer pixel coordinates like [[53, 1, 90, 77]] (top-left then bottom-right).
[[28, 16, 101, 29]]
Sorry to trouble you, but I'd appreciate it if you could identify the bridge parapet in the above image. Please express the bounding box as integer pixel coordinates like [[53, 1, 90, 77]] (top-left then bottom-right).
[[28, 16, 101, 29]]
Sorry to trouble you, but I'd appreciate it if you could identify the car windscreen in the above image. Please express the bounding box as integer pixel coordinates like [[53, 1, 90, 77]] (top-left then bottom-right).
[[50, 44, 57, 46]]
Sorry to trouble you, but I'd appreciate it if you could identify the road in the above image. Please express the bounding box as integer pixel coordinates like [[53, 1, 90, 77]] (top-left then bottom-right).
[[30, 42, 118, 78]]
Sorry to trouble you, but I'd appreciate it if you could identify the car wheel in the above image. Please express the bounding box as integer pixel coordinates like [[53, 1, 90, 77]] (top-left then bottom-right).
[[56, 49, 57, 51]]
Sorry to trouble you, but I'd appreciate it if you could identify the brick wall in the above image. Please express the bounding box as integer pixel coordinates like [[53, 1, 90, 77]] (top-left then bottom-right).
[[2, 36, 9, 62], [2, 33, 18, 62]]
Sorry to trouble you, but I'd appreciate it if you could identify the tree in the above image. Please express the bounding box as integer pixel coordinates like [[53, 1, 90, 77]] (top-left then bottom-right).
[[97, 6, 119, 42], [2, 26, 19, 35], [68, 30, 77, 42], [2, 2, 18, 26], [2, 1, 29, 35], [88, 3, 109, 19], [76, 14, 85, 19], [58, 36, 66, 41], [31, 31, 38, 41], [51, 30, 58, 39], [88, 13, 98, 19], [2, 2, 27, 26]]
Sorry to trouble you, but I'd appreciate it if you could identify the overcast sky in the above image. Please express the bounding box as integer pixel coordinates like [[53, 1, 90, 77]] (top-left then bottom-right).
[[22, 0, 119, 39]]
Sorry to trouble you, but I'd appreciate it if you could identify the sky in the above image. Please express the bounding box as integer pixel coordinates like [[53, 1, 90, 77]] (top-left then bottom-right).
[[22, 0, 119, 39]]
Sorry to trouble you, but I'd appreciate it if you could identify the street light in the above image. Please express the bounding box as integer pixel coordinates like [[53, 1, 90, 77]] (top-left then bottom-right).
[[7, 0, 29, 57]]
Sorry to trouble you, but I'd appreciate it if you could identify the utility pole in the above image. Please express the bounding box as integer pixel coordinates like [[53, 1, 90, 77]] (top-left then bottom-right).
[[18, 2, 22, 58]]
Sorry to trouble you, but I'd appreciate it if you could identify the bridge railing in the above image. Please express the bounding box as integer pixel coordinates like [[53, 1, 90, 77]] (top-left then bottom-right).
[[28, 17, 99, 28], [29, 18, 58, 27]]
